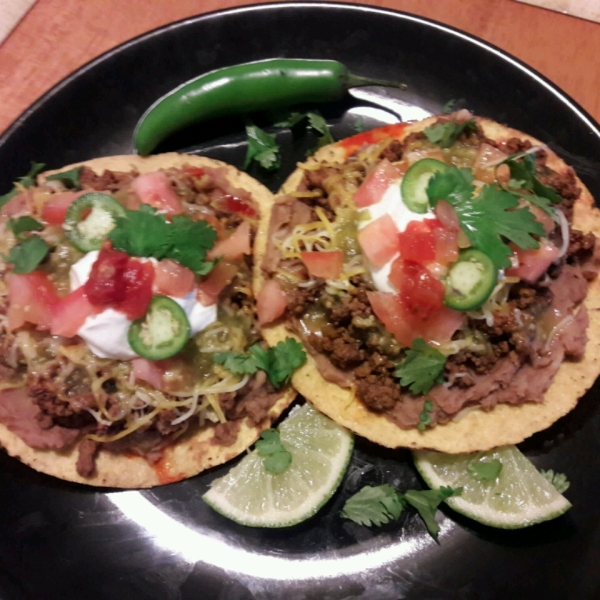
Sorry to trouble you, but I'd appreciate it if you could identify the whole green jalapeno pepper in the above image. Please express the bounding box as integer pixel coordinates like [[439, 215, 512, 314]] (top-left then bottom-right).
[[134, 58, 406, 155]]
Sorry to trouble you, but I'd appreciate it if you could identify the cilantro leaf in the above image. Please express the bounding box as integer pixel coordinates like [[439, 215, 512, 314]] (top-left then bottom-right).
[[341, 484, 406, 527], [395, 338, 446, 395], [404, 486, 462, 540], [45, 166, 83, 190], [458, 185, 544, 268], [353, 116, 365, 133], [468, 458, 503, 481], [427, 166, 475, 206], [441, 99, 456, 114], [307, 112, 335, 147], [5, 236, 50, 274], [255, 429, 292, 474], [212, 352, 259, 375], [424, 119, 478, 149], [274, 111, 308, 129], [0, 162, 45, 209], [249, 338, 307, 388], [109, 205, 170, 257], [276, 111, 335, 150], [428, 167, 545, 269], [540, 469, 570, 493], [418, 399, 434, 431], [167, 215, 218, 274], [243, 122, 281, 171], [268, 338, 307, 387], [503, 153, 562, 205], [108, 205, 217, 274], [7, 216, 43, 242], [217, 338, 307, 389]]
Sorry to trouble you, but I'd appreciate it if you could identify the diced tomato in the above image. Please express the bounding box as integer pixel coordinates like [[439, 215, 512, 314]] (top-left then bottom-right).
[[420, 305, 465, 343], [398, 220, 436, 264], [256, 278, 287, 325], [7, 271, 60, 331], [434, 200, 460, 232], [154, 259, 195, 298], [84, 245, 155, 318], [114, 259, 155, 320], [225, 195, 257, 217], [131, 172, 184, 215], [506, 241, 560, 283], [41, 191, 85, 225], [183, 167, 205, 178], [389, 259, 445, 320], [50, 287, 102, 337], [427, 219, 459, 265], [300, 250, 344, 279], [358, 214, 400, 268], [367, 291, 415, 347], [85, 245, 129, 305], [526, 203, 556, 235], [367, 291, 464, 347], [132, 358, 168, 391], [1, 191, 32, 218], [208, 221, 251, 260], [196, 261, 239, 306], [354, 160, 402, 208]]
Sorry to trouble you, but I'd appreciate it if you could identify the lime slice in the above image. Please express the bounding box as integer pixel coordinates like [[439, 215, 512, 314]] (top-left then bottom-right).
[[203, 403, 354, 528], [413, 445, 571, 529]]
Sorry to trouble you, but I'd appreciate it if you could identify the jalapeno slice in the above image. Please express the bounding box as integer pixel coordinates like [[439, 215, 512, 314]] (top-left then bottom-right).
[[64, 192, 126, 252], [128, 296, 191, 360], [443, 249, 498, 311], [401, 158, 450, 214]]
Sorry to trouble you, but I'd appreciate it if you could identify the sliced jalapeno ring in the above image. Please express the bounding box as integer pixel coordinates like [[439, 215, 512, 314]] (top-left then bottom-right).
[[401, 158, 450, 214], [443, 249, 498, 311], [64, 192, 127, 252], [128, 296, 191, 360]]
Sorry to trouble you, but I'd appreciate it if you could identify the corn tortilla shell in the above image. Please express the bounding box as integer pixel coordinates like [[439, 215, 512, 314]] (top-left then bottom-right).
[[255, 117, 600, 453], [0, 153, 296, 487]]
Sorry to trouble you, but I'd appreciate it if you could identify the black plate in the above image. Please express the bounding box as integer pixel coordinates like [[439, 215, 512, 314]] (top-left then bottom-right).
[[1, 3, 600, 599]]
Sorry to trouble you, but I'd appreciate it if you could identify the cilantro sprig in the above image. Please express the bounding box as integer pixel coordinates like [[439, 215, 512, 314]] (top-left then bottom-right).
[[255, 429, 292, 474], [427, 166, 545, 269], [213, 337, 307, 388], [341, 483, 462, 540], [501, 152, 562, 218], [45, 166, 83, 190], [243, 122, 281, 171], [4, 216, 49, 274], [4, 236, 50, 274], [107, 205, 217, 274], [0, 162, 45, 209], [395, 338, 446, 395], [540, 469, 570, 493], [424, 119, 478, 149], [276, 110, 335, 152]]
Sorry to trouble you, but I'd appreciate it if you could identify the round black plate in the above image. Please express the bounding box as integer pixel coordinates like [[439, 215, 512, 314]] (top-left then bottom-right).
[[1, 3, 600, 599]]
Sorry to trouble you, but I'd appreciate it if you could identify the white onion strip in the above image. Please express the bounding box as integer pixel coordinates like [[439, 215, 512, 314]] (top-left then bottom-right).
[[556, 208, 571, 259]]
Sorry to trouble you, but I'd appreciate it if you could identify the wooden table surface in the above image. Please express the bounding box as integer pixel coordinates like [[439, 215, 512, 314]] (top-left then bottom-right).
[[1, 0, 600, 138]]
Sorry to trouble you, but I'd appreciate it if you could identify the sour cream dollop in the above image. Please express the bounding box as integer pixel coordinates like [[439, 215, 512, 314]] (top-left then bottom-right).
[[70, 251, 217, 360], [358, 182, 434, 293]]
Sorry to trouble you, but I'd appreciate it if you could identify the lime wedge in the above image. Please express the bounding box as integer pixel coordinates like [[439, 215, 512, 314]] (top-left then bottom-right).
[[413, 445, 571, 529], [203, 403, 354, 528]]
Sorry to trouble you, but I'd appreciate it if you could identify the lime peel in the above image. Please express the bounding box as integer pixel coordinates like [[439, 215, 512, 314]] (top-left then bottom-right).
[[203, 403, 354, 528], [413, 445, 571, 529]]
